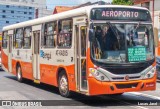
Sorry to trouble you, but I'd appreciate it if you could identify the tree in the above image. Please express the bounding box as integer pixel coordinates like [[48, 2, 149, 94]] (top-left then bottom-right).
[[112, 0, 133, 5]]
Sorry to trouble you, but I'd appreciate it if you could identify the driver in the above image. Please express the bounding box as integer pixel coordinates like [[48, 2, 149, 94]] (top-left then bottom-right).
[[95, 26, 103, 50], [102, 24, 117, 51]]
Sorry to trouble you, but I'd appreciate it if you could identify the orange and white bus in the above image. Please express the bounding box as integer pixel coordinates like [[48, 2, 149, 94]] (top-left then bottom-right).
[[1, 5, 158, 97]]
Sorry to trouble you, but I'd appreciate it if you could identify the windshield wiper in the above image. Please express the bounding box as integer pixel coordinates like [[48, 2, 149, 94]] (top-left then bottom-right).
[[106, 22, 124, 62]]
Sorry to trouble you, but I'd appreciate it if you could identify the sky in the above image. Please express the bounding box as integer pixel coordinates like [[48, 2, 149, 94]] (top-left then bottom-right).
[[46, 0, 112, 10]]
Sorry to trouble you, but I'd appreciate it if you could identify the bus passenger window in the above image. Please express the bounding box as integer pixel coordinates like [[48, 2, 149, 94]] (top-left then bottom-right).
[[23, 27, 31, 49], [2, 31, 8, 49], [57, 20, 72, 48], [15, 28, 23, 48], [43, 22, 57, 48]]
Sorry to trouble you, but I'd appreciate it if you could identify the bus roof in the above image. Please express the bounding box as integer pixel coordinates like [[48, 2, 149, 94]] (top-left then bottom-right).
[[2, 5, 149, 31]]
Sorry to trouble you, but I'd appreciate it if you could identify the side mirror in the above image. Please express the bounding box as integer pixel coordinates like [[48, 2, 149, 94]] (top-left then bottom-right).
[[154, 27, 159, 47], [89, 29, 95, 41]]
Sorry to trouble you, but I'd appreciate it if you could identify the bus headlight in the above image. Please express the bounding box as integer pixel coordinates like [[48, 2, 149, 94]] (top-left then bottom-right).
[[143, 66, 156, 79], [89, 68, 109, 81]]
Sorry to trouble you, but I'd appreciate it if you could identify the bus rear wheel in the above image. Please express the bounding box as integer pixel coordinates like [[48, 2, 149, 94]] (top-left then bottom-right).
[[58, 71, 70, 97], [16, 65, 23, 82]]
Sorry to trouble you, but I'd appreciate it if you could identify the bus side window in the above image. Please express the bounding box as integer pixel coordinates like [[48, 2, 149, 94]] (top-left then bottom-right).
[[57, 19, 72, 48], [15, 28, 23, 48], [43, 21, 57, 48], [2, 31, 8, 49], [23, 27, 32, 49]]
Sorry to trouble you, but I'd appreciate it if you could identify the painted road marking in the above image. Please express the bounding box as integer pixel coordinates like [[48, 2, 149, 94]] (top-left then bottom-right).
[[100, 96, 148, 109], [128, 92, 160, 100]]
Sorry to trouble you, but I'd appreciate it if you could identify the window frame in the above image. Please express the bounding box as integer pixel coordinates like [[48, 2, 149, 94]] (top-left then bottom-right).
[[29, 17, 32, 20], [57, 19, 73, 48], [6, 21, 9, 24], [2, 31, 8, 49], [11, 10, 14, 13], [42, 21, 57, 48], [6, 5, 9, 8], [2, 15, 6, 18], [23, 27, 32, 49], [14, 28, 23, 49]]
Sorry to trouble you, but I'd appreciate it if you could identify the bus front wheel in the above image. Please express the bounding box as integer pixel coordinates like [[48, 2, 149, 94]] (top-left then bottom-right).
[[16, 65, 23, 82], [58, 71, 70, 97]]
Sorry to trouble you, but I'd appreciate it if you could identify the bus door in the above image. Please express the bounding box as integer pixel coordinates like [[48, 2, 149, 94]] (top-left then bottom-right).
[[75, 23, 88, 92], [32, 25, 41, 83], [8, 30, 13, 73]]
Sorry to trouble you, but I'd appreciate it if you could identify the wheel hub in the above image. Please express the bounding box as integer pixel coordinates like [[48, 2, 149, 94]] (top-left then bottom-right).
[[17, 68, 21, 80], [60, 76, 68, 92]]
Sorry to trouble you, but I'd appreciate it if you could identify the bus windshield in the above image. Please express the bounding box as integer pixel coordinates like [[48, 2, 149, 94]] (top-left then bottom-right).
[[91, 23, 154, 63]]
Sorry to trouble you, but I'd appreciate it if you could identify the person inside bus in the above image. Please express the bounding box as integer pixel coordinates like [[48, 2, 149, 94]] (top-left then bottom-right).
[[102, 25, 118, 51], [92, 26, 103, 59], [127, 31, 136, 46], [144, 28, 149, 46], [100, 24, 118, 59], [132, 25, 138, 38], [95, 26, 103, 50]]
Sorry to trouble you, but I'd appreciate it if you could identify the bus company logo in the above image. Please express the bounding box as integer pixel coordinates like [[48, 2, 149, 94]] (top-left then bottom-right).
[[125, 75, 129, 81], [40, 50, 51, 60], [40, 50, 44, 57]]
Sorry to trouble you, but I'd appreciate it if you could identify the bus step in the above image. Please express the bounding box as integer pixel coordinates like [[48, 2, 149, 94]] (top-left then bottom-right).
[[34, 79, 40, 84], [82, 80, 87, 90]]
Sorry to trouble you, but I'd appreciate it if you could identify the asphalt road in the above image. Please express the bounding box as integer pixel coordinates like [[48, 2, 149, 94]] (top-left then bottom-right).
[[0, 70, 160, 109]]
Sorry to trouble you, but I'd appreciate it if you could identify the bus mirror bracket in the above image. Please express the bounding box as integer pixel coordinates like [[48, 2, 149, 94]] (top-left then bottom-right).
[[154, 27, 159, 47]]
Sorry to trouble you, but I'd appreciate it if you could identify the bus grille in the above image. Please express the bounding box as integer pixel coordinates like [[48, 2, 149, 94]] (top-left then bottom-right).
[[112, 76, 140, 80], [115, 83, 138, 89], [104, 66, 147, 75]]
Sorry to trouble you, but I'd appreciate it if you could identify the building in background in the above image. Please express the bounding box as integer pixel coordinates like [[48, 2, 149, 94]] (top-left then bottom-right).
[[133, 0, 160, 11], [133, 0, 160, 28], [0, 4, 35, 31], [0, 0, 52, 31], [53, 6, 75, 14], [53, 1, 111, 14]]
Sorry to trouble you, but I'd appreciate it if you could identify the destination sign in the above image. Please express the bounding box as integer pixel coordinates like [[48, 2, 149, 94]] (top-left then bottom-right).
[[91, 8, 151, 21], [128, 47, 146, 62]]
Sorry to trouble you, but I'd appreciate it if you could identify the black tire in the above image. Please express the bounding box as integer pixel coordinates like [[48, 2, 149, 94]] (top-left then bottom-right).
[[16, 65, 23, 82], [58, 70, 70, 97]]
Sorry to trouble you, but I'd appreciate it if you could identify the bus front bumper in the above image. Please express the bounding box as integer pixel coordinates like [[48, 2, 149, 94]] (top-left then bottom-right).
[[88, 74, 156, 96]]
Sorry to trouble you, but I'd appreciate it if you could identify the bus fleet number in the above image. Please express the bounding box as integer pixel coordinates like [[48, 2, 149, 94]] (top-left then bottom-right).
[[56, 50, 68, 56]]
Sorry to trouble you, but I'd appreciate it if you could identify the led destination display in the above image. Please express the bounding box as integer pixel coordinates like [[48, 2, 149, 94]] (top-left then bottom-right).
[[91, 8, 151, 21]]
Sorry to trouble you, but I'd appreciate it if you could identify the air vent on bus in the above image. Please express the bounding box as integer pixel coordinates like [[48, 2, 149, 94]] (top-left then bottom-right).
[[115, 83, 138, 89]]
